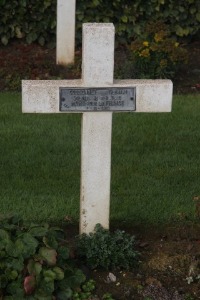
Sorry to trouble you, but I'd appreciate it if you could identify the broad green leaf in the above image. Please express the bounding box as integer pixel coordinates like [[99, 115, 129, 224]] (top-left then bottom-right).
[[179, 6, 185, 12], [38, 36, 45, 46], [42, 236, 58, 249], [15, 239, 25, 254], [57, 289, 72, 300], [35, 296, 52, 300], [52, 266, 64, 280], [190, 7, 196, 14], [11, 257, 24, 271], [0, 250, 6, 257], [9, 215, 23, 225], [92, 0, 99, 6], [0, 274, 8, 288], [29, 226, 48, 237], [50, 20, 56, 29], [175, 25, 185, 36], [37, 278, 54, 295], [6, 240, 20, 257], [196, 12, 200, 22], [27, 259, 42, 275], [1, 224, 17, 231], [77, 14, 84, 21], [15, 26, 24, 38], [58, 245, 69, 260], [0, 239, 9, 250], [49, 226, 64, 233], [0, 229, 10, 240], [121, 16, 128, 23], [43, 269, 56, 282], [44, 0, 51, 9], [20, 233, 39, 257], [7, 280, 24, 297], [39, 247, 57, 266], [9, 270, 18, 280], [20, 0, 26, 7], [26, 32, 37, 44], [65, 269, 86, 288], [24, 275, 36, 295]]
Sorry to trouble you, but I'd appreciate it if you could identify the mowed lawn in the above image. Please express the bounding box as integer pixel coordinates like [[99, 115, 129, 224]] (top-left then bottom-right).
[[0, 92, 200, 225]]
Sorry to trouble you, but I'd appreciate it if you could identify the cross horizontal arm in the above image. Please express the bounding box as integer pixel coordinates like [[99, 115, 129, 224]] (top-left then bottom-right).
[[22, 79, 172, 113]]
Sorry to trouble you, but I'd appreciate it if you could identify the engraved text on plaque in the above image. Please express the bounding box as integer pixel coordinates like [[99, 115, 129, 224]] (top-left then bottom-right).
[[59, 87, 136, 112]]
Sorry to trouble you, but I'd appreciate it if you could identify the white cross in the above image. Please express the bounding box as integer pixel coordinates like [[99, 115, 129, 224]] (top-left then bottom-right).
[[56, 0, 76, 65], [22, 23, 173, 234]]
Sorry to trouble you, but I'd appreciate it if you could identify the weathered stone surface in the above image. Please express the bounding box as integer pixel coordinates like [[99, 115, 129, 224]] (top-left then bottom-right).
[[56, 0, 76, 65], [22, 79, 172, 113]]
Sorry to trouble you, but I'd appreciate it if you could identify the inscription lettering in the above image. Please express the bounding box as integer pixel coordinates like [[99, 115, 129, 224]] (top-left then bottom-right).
[[60, 87, 136, 112]]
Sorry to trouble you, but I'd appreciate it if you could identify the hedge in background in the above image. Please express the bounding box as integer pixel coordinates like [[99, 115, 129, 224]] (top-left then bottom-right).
[[76, 0, 200, 44], [0, 0, 199, 46], [0, 0, 57, 46]]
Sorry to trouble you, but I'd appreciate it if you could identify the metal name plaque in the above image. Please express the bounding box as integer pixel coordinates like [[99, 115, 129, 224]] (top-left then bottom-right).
[[59, 87, 136, 112]]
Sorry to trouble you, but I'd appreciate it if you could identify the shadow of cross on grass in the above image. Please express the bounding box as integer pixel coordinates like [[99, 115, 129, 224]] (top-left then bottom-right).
[[22, 23, 173, 234]]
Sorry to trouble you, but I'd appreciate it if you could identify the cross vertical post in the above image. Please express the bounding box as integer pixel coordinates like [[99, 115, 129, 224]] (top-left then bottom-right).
[[56, 0, 76, 65], [80, 24, 114, 233]]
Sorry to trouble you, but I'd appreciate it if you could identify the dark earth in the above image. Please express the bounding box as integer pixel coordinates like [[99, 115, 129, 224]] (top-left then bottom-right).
[[0, 39, 200, 93], [0, 39, 200, 299], [63, 221, 200, 300], [91, 223, 200, 299]]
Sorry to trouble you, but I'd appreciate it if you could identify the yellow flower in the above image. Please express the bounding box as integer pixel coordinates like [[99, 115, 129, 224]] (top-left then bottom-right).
[[143, 41, 149, 47], [154, 30, 167, 43], [174, 42, 179, 47], [139, 49, 150, 58], [154, 33, 162, 42], [160, 59, 167, 67]]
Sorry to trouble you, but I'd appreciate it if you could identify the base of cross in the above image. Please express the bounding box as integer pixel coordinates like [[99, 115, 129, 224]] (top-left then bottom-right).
[[22, 23, 173, 234]]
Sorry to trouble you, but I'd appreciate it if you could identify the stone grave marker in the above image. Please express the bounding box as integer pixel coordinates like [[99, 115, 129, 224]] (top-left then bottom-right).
[[56, 0, 76, 65], [22, 23, 173, 234]]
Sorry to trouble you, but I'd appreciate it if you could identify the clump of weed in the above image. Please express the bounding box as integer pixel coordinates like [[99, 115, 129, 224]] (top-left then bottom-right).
[[76, 224, 139, 270]]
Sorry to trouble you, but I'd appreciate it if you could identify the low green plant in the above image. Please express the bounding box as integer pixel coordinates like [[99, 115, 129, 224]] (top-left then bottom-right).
[[130, 20, 188, 79], [102, 293, 115, 300], [0, 215, 86, 299], [72, 279, 95, 299], [186, 274, 200, 284], [76, 224, 139, 270], [184, 294, 195, 300]]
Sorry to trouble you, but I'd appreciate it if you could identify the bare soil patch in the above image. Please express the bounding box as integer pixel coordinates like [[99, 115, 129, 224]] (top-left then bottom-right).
[[0, 40, 199, 93], [66, 222, 200, 299]]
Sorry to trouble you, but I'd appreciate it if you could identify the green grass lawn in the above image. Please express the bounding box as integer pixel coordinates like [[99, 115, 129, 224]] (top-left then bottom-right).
[[0, 92, 200, 225]]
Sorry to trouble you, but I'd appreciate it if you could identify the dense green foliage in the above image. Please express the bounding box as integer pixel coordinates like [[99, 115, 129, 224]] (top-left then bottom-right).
[[0, 0, 199, 46], [77, 224, 139, 270], [0, 215, 86, 299], [0, 0, 56, 46], [72, 280, 96, 300], [129, 21, 188, 79], [76, 0, 200, 43]]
